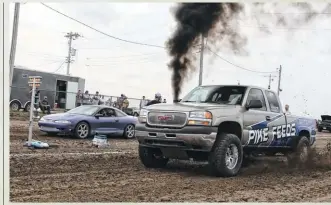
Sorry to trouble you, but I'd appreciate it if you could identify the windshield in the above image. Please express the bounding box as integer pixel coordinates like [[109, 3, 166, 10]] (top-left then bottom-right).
[[181, 86, 247, 105], [67, 105, 99, 115]]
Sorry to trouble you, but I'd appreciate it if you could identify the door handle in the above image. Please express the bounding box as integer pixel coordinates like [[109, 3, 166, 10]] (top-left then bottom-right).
[[266, 116, 271, 121]]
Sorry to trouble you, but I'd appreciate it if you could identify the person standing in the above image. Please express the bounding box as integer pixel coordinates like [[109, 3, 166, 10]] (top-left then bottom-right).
[[140, 96, 147, 109], [76, 89, 83, 107], [92, 91, 100, 105], [122, 96, 129, 110], [284, 104, 291, 115], [163, 99, 167, 103], [82, 90, 91, 105]]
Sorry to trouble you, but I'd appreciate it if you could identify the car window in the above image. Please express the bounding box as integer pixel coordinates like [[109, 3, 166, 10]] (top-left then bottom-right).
[[115, 110, 126, 117], [98, 108, 116, 117], [246, 88, 267, 111], [265, 91, 281, 113]]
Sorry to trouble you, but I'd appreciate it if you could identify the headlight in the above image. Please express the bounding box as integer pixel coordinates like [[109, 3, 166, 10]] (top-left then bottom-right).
[[138, 109, 148, 123], [187, 111, 212, 126], [139, 109, 148, 117], [54, 120, 71, 124], [189, 111, 212, 119]]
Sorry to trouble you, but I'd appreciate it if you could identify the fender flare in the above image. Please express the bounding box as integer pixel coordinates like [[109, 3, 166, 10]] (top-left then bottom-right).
[[23, 101, 31, 108], [10, 99, 22, 107]]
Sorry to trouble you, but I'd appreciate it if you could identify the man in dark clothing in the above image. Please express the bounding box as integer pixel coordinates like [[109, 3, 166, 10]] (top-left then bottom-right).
[[146, 93, 162, 106], [39, 96, 51, 114]]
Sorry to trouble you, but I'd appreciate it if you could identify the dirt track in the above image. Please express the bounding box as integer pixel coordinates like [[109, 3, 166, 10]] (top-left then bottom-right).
[[9, 113, 331, 202]]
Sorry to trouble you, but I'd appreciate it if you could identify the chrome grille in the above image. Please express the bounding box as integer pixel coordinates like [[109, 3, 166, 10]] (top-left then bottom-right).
[[147, 112, 187, 127]]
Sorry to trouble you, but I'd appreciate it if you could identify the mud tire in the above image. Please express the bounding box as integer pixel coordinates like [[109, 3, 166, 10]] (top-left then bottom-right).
[[286, 136, 310, 168], [139, 145, 169, 168], [208, 133, 243, 177]]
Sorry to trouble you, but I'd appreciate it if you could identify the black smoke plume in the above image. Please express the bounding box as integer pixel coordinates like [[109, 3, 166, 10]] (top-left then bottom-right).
[[166, 3, 243, 101], [167, 3, 331, 101]]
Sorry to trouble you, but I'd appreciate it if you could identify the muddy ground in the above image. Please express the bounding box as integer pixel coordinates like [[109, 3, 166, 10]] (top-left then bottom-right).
[[9, 112, 331, 202]]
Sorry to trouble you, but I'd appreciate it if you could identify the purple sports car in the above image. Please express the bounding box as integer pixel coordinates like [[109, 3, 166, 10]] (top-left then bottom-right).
[[38, 105, 138, 139]]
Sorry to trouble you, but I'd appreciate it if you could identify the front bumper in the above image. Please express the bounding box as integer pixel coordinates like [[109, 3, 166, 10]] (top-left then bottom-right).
[[318, 124, 331, 130], [135, 124, 218, 151], [38, 122, 73, 134]]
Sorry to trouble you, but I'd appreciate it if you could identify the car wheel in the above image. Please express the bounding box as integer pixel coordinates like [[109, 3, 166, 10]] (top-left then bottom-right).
[[24, 103, 31, 112], [74, 122, 90, 139], [123, 124, 135, 139], [138, 145, 169, 168], [10, 101, 21, 111], [208, 133, 243, 177], [286, 136, 310, 168]]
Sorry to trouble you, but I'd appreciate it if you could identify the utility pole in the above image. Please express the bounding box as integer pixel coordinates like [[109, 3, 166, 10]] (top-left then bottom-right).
[[65, 32, 80, 75], [198, 35, 205, 86], [277, 65, 282, 95], [9, 3, 20, 95], [263, 74, 276, 90]]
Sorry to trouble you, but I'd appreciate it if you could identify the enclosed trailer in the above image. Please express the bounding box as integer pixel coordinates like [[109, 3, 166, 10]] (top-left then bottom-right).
[[10, 66, 85, 111]]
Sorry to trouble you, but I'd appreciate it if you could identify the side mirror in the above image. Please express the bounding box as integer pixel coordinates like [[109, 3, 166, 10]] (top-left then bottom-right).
[[95, 113, 103, 118], [178, 99, 182, 102], [246, 99, 263, 110]]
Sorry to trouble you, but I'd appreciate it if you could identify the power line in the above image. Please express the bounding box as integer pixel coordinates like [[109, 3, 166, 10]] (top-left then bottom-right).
[[207, 47, 277, 74], [40, 3, 165, 49]]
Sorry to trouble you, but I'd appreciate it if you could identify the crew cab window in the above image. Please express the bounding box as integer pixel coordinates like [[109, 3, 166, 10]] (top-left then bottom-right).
[[246, 88, 267, 111], [265, 91, 280, 113]]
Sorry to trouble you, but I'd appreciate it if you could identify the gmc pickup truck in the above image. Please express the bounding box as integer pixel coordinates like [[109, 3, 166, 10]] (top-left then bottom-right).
[[136, 85, 317, 177]]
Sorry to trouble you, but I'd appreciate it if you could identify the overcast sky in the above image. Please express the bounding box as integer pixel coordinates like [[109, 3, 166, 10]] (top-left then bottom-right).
[[9, 2, 331, 118]]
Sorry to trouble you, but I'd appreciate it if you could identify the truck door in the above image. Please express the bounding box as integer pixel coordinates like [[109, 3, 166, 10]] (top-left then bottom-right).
[[243, 88, 271, 147], [264, 90, 288, 147]]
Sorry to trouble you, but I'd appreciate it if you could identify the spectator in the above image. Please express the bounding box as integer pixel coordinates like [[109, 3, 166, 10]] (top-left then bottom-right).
[[82, 91, 91, 105], [122, 96, 129, 110], [140, 96, 148, 109], [76, 89, 83, 107], [146, 93, 162, 106], [92, 91, 100, 105], [39, 96, 51, 114], [117, 94, 125, 109], [33, 89, 41, 117], [163, 99, 167, 103], [284, 104, 291, 115]]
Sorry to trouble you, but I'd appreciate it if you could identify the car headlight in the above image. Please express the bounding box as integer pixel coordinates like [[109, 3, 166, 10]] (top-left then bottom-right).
[[138, 109, 148, 123], [54, 120, 71, 124], [187, 111, 212, 126]]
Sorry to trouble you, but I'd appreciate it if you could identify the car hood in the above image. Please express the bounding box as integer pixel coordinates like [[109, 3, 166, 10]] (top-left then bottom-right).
[[144, 102, 238, 112], [42, 113, 84, 121], [321, 115, 331, 121]]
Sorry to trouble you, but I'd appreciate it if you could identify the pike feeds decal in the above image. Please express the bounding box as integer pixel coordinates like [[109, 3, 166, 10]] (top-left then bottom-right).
[[246, 115, 316, 147]]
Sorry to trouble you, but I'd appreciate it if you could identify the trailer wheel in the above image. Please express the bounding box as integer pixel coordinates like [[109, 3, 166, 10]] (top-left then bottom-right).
[[24, 102, 31, 112], [10, 101, 21, 111]]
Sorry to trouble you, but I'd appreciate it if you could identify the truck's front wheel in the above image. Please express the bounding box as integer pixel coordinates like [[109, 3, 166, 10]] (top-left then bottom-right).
[[208, 133, 243, 177], [139, 145, 169, 168]]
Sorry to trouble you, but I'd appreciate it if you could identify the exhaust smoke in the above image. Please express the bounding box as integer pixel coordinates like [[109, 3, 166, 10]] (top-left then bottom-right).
[[166, 3, 243, 101], [166, 3, 331, 101]]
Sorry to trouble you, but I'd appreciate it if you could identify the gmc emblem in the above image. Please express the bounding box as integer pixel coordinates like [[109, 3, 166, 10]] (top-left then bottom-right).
[[157, 115, 174, 121]]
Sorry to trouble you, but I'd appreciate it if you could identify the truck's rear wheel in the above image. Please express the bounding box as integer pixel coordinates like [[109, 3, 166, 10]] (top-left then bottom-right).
[[208, 133, 243, 177], [139, 145, 169, 168], [286, 136, 310, 167]]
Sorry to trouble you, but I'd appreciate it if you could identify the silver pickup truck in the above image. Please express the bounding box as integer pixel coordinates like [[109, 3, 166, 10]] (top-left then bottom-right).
[[136, 85, 317, 177]]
